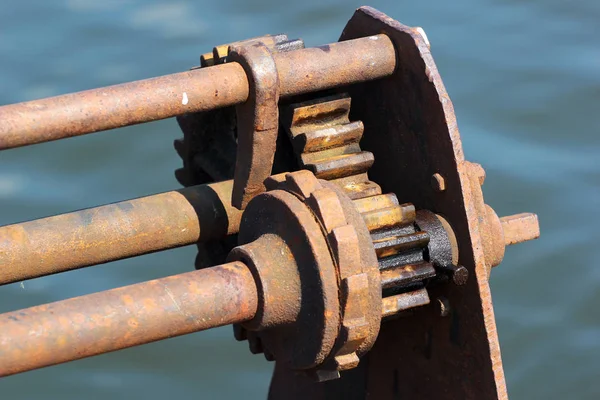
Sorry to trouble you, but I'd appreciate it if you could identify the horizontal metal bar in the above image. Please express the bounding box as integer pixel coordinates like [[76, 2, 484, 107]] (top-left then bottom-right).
[[500, 213, 540, 246], [0, 35, 396, 150], [0, 63, 248, 150], [0, 180, 241, 285], [0, 261, 258, 377]]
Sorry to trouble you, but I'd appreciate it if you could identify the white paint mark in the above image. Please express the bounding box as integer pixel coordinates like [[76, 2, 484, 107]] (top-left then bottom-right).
[[182, 92, 189, 105], [20, 282, 25, 289], [415, 27, 431, 49], [369, 35, 379, 40]]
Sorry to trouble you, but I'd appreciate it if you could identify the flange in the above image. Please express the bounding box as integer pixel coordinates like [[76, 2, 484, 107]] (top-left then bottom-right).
[[227, 170, 381, 379]]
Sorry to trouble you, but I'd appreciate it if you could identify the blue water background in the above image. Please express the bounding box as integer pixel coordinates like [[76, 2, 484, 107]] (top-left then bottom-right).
[[0, 0, 598, 398]]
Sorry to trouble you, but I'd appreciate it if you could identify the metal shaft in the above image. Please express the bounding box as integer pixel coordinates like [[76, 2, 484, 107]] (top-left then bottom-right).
[[0, 261, 258, 377], [0, 180, 241, 285], [0, 35, 396, 150]]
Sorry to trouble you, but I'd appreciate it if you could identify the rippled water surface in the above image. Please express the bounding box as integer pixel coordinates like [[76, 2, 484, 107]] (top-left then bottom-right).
[[0, 0, 598, 398]]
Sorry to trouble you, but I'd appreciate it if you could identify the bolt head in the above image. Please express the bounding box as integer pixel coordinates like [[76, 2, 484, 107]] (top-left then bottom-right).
[[452, 265, 469, 286]]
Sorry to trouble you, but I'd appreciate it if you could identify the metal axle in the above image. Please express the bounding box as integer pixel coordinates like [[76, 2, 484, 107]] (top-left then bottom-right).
[[0, 261, 258, 377], [0, 180, 241, 285], [0, 35, 396, 150]]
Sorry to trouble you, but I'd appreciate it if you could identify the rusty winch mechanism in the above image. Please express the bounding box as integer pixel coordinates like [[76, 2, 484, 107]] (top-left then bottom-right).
[[0, 7, 539, 400]]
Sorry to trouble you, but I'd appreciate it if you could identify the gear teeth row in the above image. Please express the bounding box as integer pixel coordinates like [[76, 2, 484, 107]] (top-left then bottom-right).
[[283, 94, 435, 298], [282, 94, 381, 200]]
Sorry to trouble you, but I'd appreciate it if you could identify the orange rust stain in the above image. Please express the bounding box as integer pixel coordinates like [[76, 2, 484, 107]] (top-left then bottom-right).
[[56, 335, 67, 348], [122, 295, 134, 306], [127, 318, 139, 329], [143, 298, 157, 309]]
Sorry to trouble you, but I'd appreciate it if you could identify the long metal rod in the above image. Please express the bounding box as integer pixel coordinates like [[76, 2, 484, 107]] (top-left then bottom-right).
[[0, 180, 241, 285], [0, 35, 396, 150], [0, 261, 258, 377]]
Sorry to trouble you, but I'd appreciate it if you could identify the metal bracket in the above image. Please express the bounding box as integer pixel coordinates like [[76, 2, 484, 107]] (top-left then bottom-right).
[[228, 43, 280, 210]]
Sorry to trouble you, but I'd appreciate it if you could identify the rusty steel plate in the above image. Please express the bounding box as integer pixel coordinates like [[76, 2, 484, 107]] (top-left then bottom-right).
[[340, 7, 508, 400]]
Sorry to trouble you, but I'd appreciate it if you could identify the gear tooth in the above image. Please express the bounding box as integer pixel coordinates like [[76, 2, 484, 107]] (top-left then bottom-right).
[[200, 52, 215, 67], [174, 168, 193, 187], [247, 333, 263, 355], [263, 348, 275, 361], [380, 262, 437, 290], [330, 174, 381, 200], [305, 151, 374, 180], [295, 121, 363, 154], [233, 324, 247, 341], [373, 231, 430, 258], [361, 204, 416, 232], [354, 193, 399, 214], [311, 369, 341, 382], [285, 95, 351, 132], [173, 138, 186, 159], [334, 353, 360, 371]]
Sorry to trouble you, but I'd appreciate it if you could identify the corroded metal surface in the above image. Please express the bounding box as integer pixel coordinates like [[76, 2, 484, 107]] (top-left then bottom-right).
[[380, 262, 436, 290], [333, 6, 538, 400], [0, 64, 249, 149], [232, 177, 341, 372], [282, 94, 381, 200], [0, 36, 395, 150], [501, 213, 540, 246], [173, 34, 306, 268], [267, 6, 539, 400], [381, 288, 431, 318], [0, 180, 241, 284], [229, 42, 280, 209], [273, 35, 395, 98], [274, 172, 382, 378], [0, 261, 258, 376], [0, 7, 541, 398], [338, 7, 512, 399]]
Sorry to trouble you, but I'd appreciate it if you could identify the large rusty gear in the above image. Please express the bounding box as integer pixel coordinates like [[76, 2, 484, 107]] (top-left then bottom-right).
[[263, 171, 382, 378], [281, 94, 464, 314], [224, 168, 411, 379]]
